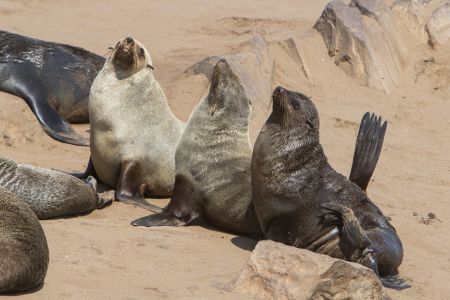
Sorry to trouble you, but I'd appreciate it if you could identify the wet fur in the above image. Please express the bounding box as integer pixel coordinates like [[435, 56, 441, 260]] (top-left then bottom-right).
[[0, 30, 104, 145], [251, 87, 407, 288]]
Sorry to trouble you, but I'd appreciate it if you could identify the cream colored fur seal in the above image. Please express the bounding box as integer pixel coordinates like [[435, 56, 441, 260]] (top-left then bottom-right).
[[86, 37, 184, 207]]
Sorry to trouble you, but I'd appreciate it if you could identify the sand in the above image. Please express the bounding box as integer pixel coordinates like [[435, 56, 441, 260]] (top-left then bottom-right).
[[0, 0, 449, 299]]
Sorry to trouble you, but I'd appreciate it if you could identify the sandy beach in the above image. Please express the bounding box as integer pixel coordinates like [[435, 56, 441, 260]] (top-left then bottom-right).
[[0, 0, 449, 299]]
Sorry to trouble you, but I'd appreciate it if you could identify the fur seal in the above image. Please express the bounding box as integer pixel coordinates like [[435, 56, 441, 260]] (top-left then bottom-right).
[[0, 30, 105, 146], [0, 156, 107, 219], [132, 59, 262, 237], [84, 37, 184, 208], [0, 188, 49, 294], [251, 86, 409, 289]]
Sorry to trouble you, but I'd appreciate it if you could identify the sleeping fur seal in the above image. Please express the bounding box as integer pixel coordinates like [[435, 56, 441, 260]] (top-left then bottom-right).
[[0, 156, 107, 219], [251, 86, 409, 289], [0, 188, 49, 294], [132, 59, 262, 237], [82, 37, 184, 208], [0, 30, 105, 146]]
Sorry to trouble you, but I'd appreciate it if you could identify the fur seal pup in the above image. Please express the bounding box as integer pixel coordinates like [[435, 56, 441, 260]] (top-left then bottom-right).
[[251, 86, 408, 289], [84, 37, 184, 208], [0, 30, 105, 146], [132, 59, 262, 237], [0, 156, 107, 219], [0, 188, 49, 294]]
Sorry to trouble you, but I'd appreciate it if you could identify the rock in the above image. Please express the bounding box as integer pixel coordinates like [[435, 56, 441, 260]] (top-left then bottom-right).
[[231, 240, 389, 300], [426, 2, 450, 47], [314, 0, 410, 93], [185, 35, 274, 141]]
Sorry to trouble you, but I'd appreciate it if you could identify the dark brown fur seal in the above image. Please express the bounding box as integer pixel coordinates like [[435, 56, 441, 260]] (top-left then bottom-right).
[[131, 59, 262, 237], [0, 188, 49, 294], [0, 30, 105, 146], [251, 86, 409, 290]]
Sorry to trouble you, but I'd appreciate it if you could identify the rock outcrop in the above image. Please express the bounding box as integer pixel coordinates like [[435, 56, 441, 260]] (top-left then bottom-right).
[[231, 240, 389, 300], [314, 0, 449, 93], [426, 2, 450, 47]]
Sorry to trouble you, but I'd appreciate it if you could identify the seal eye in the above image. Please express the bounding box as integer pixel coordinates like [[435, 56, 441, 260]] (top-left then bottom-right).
[[139, 48, 145, 56], [291, 99, 301, 110]]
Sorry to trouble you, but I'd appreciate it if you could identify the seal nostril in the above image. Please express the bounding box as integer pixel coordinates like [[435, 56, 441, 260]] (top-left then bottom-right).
[[126, 37, 133, 44], [275, 86, 285, 94]]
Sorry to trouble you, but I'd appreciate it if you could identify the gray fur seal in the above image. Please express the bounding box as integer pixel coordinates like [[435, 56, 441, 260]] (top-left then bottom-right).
[[251, 86, 409, 289], [83, 37, 184, 208], [132, 59, 262, 237], [0, 156, 106, 219], [0, 30, 105, 146], [0, 188, 49, 294]]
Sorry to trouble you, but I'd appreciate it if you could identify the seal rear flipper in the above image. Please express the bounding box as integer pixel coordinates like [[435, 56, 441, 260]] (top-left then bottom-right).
[[5, 71, 89, 146], [320, 203, 370, 259], [349, 112, 387, 191], [380, 275, 411, 290]]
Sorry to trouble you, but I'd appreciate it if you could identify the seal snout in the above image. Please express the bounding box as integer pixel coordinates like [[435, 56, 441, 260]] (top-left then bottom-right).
[[272, 86, 288, 106], [274, 86, 286, 95], [214, 58, 231, 75], [126, 37, 134, 44]]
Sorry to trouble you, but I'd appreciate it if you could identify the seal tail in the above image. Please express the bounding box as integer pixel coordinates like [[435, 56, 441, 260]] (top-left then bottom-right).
[[349, 112, 387, 191]]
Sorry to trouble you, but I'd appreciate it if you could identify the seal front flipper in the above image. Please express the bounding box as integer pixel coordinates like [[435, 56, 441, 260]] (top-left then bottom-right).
[[114, 160, 163, 213], [320, 203, 370, 259], [2, 65, 89, 146], [132, 174, 201, 227], [349, 112, 387, 191]]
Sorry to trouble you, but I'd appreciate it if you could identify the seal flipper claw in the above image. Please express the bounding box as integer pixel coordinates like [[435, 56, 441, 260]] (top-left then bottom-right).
[[349, 112, 387, 191], [380, 275, 411, 290], [320, 203, 370, 257]]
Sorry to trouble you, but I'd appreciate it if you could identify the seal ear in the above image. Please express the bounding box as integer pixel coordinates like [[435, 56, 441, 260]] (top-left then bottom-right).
[[147, 64, 154, 70]]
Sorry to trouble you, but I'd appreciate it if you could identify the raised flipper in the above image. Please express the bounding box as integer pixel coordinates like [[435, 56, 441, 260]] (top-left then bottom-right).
[[349, 112, 387, 191], [320, 203, 371, 260], [2, 64, 88, 146], [131, 174, 201, 227], [115, 160, 162, 213]]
